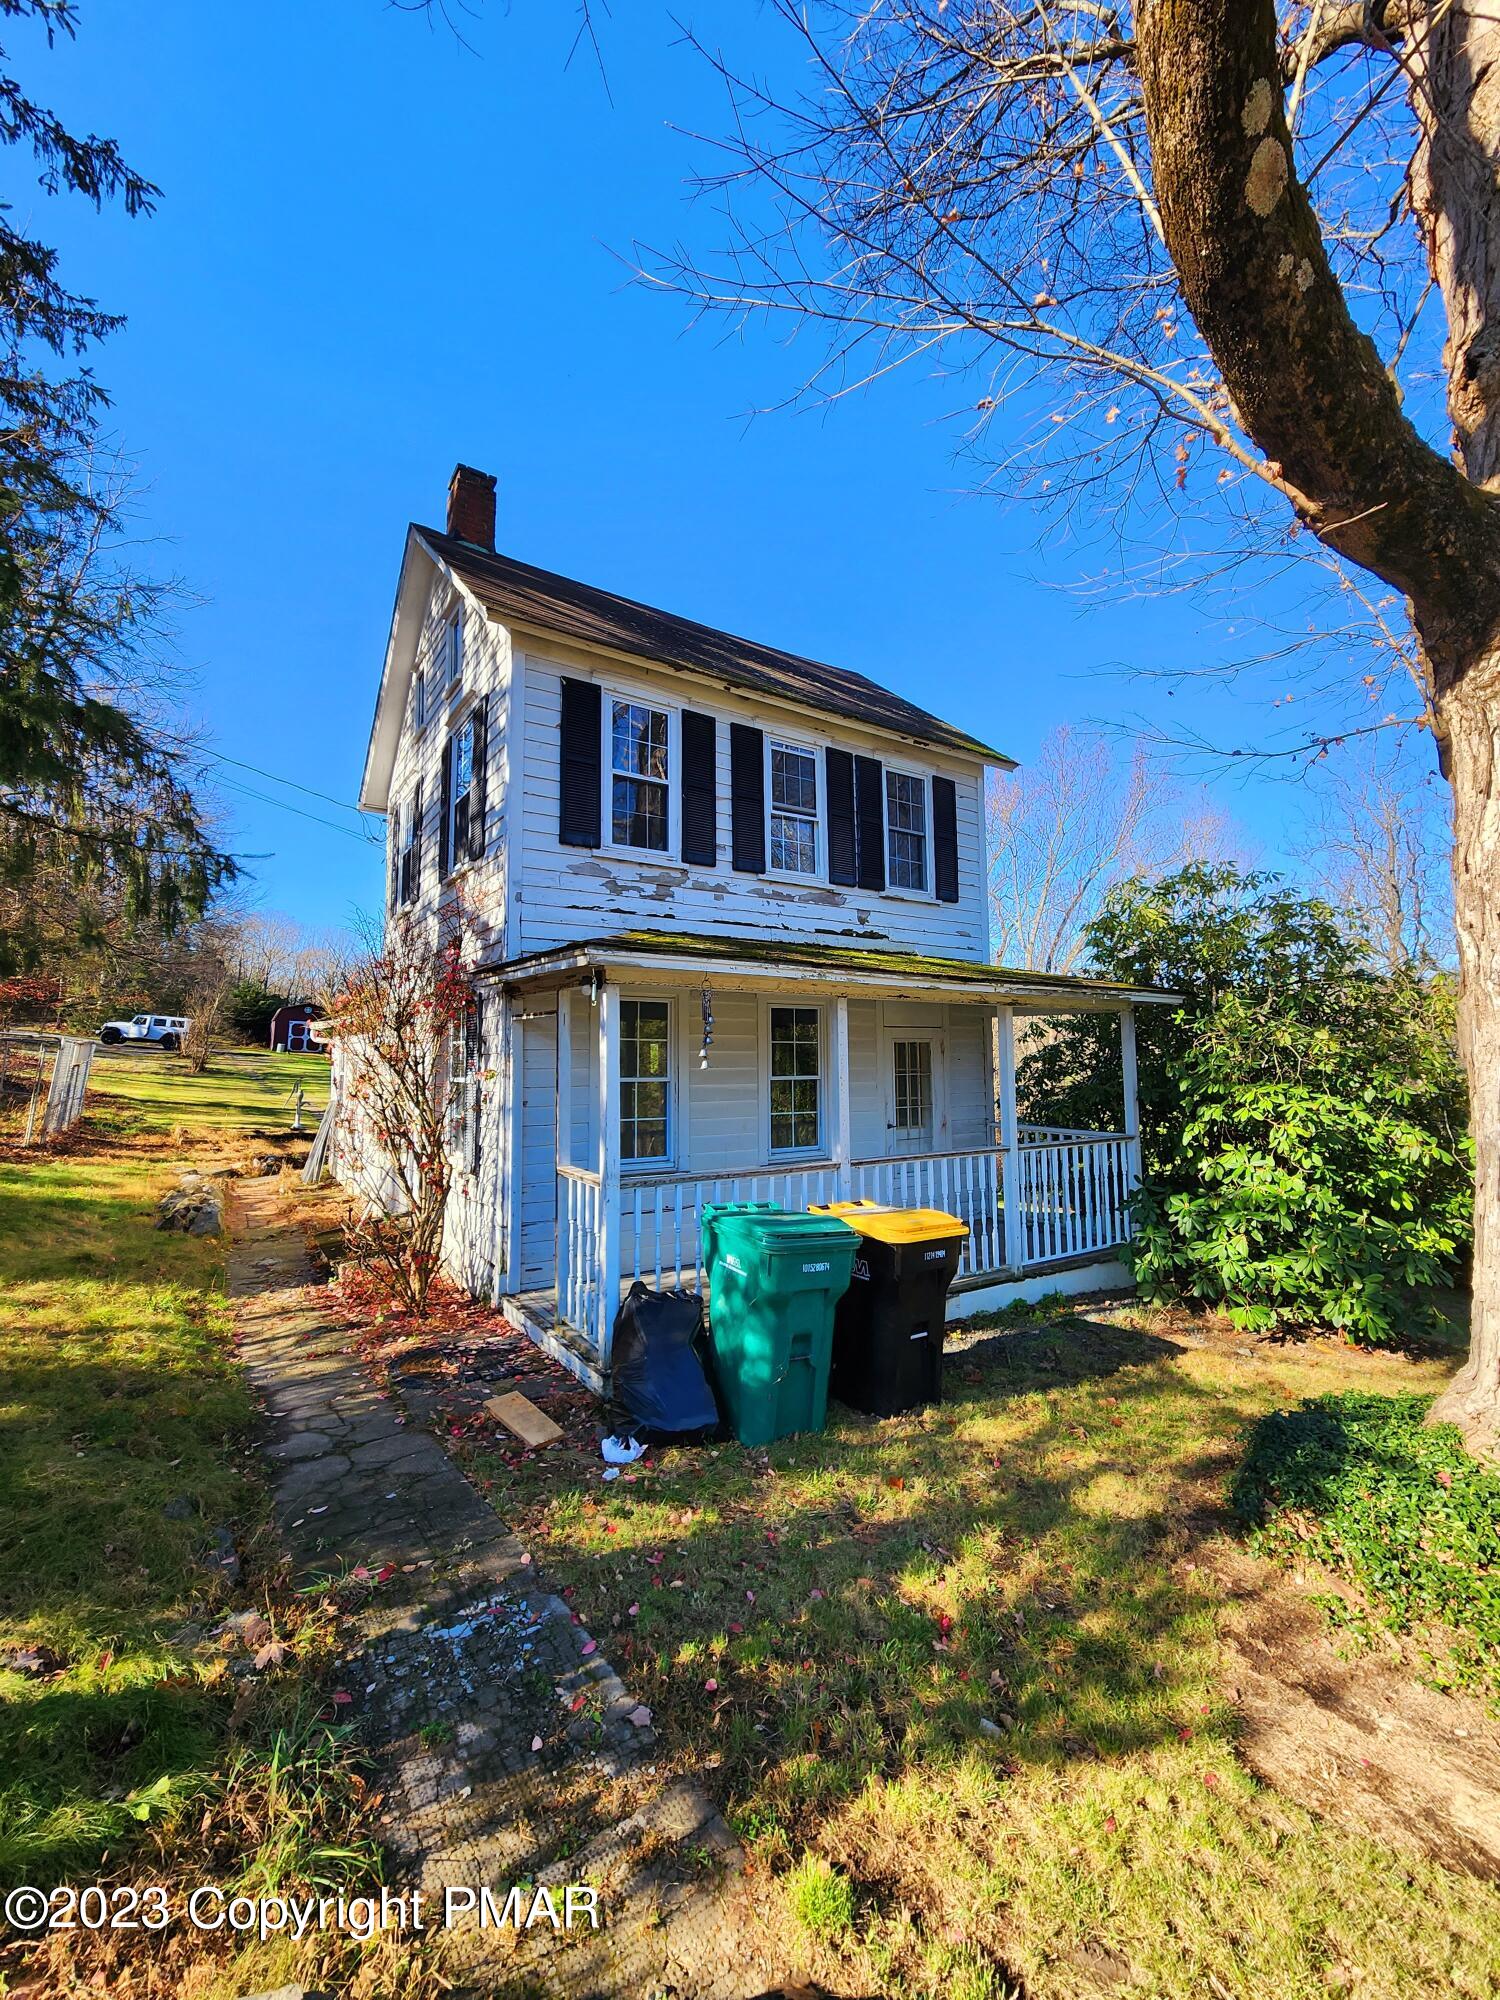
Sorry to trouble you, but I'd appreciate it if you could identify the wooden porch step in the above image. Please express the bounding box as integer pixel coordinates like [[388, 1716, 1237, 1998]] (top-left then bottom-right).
[[498, 1291, 607, 1398]]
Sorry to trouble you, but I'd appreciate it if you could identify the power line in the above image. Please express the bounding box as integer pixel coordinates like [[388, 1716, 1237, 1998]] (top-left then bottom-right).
[[195, 747, 379, 823], [211, 771, 383, 846]]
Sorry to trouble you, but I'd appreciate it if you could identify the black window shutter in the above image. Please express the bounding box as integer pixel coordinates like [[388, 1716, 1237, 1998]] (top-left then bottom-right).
[[932, 775, 959, 903], [389, 808, 400, 912], [729, 723, 765, 873], [854, 755, 886, 892], [410, 778, 423, 900], [681, 710, 717, 865], [559, 678, 602, 848], [438, 734, 453, 878], [825, 748, 857, 886], [468, 696, 488, 861]]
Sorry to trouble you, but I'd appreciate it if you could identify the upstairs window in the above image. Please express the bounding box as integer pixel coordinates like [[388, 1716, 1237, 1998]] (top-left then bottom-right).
[[443, 608, 464, 691], [768, 740, 818, 875], [413, 666, 428, 731], [610, 699, 669, 851], [449, 717, 474, 863], [620, 998, 672, 1164], [398, 790, 420, 905], [886, 770, 928, 891], [769, 1005, 822, 1154]]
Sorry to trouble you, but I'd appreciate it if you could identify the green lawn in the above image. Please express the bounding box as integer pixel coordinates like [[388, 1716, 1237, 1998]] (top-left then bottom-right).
[[456, 1308, 1500, 2000], [0, 1132, 432, 1998], [88, 1048, 328, 1133]]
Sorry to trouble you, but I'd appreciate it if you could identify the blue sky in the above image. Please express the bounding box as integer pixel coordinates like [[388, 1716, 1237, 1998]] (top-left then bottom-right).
[[20, 0, 1411, 935]]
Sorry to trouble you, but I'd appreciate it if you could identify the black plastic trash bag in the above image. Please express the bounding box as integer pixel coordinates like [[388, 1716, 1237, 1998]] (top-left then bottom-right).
[[610, 1282, 720, 1441]]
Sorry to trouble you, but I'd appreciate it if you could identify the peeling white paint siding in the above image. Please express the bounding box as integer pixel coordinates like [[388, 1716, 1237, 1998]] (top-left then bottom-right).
[[383, 574, 513, 961], [513, 645, 990, 960]]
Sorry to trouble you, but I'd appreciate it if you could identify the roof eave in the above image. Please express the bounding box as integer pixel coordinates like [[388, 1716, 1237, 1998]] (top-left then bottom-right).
[[489, 938, 1179, 1010]]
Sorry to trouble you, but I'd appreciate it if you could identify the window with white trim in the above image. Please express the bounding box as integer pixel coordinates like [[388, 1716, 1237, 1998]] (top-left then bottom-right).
[[769, 1005, 822, 1154], [886, 770, 928, 891], [443, 608, 464, 691], [398, 794, 417, 905], [413, 665, 428, 730], [768, 740, 819, 875], [448, 717, 474, 865], [609, 699, 670, 851], [447, 1003, 484, 1173], [620, 999, 672, 1163]]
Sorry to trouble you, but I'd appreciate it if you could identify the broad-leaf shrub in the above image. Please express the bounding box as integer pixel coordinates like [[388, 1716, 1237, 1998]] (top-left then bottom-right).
[[1021, 866, 1471, 1342], [1130, 990, 1472, 1339], [1233, 1392, 1500, 1697]]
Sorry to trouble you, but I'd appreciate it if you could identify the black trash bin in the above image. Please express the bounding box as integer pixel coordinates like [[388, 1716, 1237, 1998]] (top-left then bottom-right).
[[810, 1200, 969, 1417]]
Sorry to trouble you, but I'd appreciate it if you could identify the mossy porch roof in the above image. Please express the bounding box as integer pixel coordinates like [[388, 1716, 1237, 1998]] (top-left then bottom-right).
[[494, 931, 1179, 1004]]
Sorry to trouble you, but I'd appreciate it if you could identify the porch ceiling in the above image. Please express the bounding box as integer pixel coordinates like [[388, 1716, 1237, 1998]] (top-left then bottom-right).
[[488, 930, 1180, 1012]]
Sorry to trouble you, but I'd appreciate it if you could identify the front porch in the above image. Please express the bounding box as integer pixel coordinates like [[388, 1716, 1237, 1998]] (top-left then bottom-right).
[[490, 933, 1165, 1390]]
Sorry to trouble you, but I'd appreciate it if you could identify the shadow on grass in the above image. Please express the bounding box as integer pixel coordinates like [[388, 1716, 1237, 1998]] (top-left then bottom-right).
[[464, 1311, 1245, 1847]]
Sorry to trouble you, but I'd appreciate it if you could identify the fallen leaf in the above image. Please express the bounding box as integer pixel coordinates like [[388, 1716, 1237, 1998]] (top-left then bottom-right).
[[581, 1639, 597, 1656], [704, 1677, 718, 1692], [331, 1690, 353, 1706], [531, 1734, 543, 1751]]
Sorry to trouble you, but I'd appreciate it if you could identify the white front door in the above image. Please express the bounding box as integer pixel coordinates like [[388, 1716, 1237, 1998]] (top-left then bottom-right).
[[888, 1034, 939, 1156]]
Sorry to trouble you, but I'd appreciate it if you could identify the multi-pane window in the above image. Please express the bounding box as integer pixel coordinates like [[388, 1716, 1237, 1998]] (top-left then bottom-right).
[[443, 608, 464, 690], [610, 700, 669, 851], [620, 999, 671, 1163], [398, 791, 418, 905], [886, 771, 928, 891], [769, 741, 818, 874], [449, 718, 474, 865], [769, 1006, 821, 1153], [892, 1038, 935, 1149], [447, 1004, 483, 1173]]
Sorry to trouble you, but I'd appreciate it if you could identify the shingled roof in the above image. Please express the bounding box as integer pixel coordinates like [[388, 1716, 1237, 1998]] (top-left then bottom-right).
[[417, 526, 1012, 765]]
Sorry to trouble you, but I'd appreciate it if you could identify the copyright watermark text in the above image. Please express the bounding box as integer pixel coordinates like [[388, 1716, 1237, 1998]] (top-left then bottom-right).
[[3, 1881, 600, 1939]]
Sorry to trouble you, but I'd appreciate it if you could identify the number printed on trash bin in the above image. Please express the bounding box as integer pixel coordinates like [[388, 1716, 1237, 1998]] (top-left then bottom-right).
[[802, 1260, 830, 1273]]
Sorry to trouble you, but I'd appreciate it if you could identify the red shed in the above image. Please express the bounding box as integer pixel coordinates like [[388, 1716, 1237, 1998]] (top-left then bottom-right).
[[269, 1004, 326, 1054]]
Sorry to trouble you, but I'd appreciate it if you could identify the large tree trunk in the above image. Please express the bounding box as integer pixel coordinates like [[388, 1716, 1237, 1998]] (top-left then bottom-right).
[[1137, 0, 1500, 1452], [1430, 660, 1500, 1451]]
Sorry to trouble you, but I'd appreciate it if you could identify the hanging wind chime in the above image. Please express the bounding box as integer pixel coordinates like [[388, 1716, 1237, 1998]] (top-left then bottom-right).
[[699, 984, 714, 1069]]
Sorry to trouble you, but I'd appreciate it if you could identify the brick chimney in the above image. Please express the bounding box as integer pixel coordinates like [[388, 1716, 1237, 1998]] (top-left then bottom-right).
[[446, 463, 496, 550]]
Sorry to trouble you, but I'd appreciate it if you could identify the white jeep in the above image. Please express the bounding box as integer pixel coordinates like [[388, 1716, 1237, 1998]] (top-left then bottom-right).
[[98, 1012, 190, 1051]]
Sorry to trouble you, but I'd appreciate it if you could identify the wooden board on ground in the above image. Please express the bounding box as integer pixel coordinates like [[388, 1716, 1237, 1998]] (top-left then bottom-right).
[[485, 1391, 564, 1447]]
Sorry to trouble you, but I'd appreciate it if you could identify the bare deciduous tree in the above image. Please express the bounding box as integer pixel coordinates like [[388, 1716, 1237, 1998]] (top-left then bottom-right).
[[987, 726, 1238, 972], [1298, 738, 1455, 974], [327, 917, 473, 1316], [647, 1, 1500, 1451]]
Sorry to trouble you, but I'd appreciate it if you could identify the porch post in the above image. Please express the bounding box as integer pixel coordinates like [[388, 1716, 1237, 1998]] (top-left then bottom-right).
[[996, 1004, 1024, 1274], [831, 995, 852, 1199], [555, 988, 573, 1317], [490, 996, 521, 1303], [1120, 1004, 1142, 1205], [597, 980, 621, 1371]]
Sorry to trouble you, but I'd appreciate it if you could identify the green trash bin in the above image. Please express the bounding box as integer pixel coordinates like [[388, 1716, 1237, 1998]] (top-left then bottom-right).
[[700, 1202, 860, 1446]]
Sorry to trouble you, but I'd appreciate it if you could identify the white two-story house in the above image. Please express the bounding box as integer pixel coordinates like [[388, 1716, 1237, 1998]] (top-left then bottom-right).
[[341, 466, 1169, 1389]]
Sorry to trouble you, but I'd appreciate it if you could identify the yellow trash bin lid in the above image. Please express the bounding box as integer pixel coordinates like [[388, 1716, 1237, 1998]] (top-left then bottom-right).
[[809, 1197, 969, 1245]]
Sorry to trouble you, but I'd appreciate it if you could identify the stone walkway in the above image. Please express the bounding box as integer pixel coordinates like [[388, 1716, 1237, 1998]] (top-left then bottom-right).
[[228, 1180, 780, 1999]]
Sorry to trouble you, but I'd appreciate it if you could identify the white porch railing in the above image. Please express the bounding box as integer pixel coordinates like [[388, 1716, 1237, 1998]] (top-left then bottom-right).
[[848, 1150, 1004, 1281], [550, 1131, 1139, 1350], [558, 1165, 604, 1342], [1015, 1134, 1135, 1265], [620, 1162, 846, 1295]]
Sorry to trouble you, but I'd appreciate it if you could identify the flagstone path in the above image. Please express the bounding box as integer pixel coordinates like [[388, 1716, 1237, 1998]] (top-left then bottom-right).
[[227, 1179, 782, 1999]]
